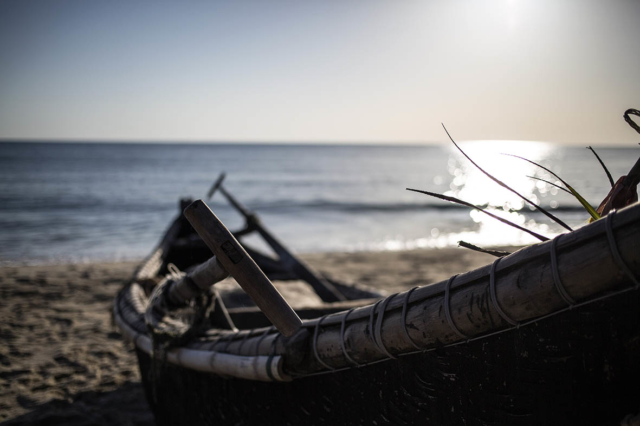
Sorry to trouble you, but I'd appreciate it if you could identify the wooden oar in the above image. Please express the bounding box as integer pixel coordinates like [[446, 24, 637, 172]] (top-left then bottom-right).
[[183, 199, 302, 337], [166, 255, 229, 305], [207, 172, 226, 200], [213, 181, 347, 302]]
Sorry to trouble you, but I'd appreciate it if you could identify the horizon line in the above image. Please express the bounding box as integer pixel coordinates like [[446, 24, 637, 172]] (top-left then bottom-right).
[[0, 138, 635, 149]]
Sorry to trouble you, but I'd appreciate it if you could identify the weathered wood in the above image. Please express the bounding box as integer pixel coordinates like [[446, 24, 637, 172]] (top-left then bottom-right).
[[183, 199, 302, 337]]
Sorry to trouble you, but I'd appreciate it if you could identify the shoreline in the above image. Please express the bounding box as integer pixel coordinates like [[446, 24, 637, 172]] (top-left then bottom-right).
[[0, 247, 500, 424], [0, 243, 520, 268]]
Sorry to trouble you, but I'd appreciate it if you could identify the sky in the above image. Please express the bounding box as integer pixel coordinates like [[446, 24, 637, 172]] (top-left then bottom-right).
[[0, 0, 639, 145]]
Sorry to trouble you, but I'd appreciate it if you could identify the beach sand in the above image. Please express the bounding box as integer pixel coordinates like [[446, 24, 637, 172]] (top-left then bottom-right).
[[0, 248, 496, 425]]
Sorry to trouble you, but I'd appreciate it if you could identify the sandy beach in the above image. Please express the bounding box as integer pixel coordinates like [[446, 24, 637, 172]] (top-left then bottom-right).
[[0, 248, 497, 425]]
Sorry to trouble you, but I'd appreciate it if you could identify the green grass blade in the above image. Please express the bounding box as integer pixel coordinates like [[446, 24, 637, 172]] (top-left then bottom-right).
[[586, 146, 614, 188], [442, 124, 573, 231], [504, 154, 600, 221], [569, 188, 601, 220]]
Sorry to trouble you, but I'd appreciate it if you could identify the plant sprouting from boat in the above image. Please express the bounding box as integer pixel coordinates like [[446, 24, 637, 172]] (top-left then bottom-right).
[[441, 124, 573, 231], [587, 146, 615, 188], [409, 111, 640, 255], [503, 154, 601, 221]]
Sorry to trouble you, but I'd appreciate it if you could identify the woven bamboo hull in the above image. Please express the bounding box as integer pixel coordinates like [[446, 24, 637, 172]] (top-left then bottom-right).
[[137, 289, 640, 425]]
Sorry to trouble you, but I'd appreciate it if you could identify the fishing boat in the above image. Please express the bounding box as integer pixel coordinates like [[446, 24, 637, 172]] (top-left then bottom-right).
[[114, 173, 640, 425]]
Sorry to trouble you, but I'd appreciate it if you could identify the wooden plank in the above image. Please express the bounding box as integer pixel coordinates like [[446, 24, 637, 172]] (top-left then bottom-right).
[[183, 199, 302, 337]]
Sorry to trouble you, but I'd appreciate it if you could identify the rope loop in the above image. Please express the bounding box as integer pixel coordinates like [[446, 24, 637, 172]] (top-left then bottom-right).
[[374, 294, 399, 359], [340, 308, 361, 367], [401, 287, 424, 350], [254, 326, 274, 356], [266, 333, 282, 382], [166, 263, 183, 280], [237, 329, 255, 354], [489, 258, 519, 326], [444, 274, 467, 339], [313, 315, 336, 371], [221, 330, 240, 353], [550, 236, 577, 307], [368, 300, 383, 347]]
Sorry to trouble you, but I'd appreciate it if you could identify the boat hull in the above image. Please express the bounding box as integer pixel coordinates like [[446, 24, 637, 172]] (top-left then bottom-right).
[[137, 289, 640, 426]]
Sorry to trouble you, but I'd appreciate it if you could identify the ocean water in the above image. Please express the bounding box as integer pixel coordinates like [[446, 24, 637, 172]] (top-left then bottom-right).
[[0, 141, 637, 264]]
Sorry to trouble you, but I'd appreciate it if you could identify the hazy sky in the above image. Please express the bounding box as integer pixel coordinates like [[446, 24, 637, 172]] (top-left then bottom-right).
[[1, 0, 639, 145]]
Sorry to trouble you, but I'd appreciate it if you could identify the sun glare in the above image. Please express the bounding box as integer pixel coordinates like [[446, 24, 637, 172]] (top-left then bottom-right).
[[444, 140, 559, 246]]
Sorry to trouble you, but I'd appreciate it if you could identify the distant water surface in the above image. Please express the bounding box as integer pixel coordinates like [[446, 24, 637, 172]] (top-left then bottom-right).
[[0, 141, 637, 264]]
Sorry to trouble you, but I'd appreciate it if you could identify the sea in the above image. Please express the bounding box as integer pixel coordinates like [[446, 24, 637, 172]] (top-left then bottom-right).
[[0, 141, 637, 265]]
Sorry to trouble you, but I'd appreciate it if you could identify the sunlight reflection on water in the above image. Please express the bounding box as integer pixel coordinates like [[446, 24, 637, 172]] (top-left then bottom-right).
[[430, 140, 571, 248], [2, 141, 631, 262]]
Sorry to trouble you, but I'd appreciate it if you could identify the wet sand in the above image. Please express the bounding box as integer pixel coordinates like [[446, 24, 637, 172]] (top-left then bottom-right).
[[0, 248, 497, 425]]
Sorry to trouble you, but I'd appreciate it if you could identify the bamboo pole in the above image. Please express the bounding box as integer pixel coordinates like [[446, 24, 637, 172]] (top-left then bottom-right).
[[113, 302, 288, 382], [296, 203, 640, 374], [166, 255, 229, 306], [183, 199, 303, 337]]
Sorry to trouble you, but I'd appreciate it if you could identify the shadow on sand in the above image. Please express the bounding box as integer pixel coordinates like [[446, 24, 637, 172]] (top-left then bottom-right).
[[2, 382, 154, 426]]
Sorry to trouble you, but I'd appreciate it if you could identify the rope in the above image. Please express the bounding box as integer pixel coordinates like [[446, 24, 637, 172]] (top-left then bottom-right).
[[237, 329, 255, 354], [444, 275, 467, 339], [254, 326, 274, 356], [401, 287, 424, 350], [340, 308, 361, 367], [374, 294, 399, 359], [266, 333, 281, 382], [167, 263, 183, 280], [550, 236, 576, 307], [489, 258, 519, 326], [368, 300, 383, 348], [313, 316, 335, 371]]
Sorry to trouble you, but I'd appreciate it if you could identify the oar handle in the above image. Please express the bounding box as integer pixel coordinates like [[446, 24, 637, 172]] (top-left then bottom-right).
[[183, 199, 302, 337], [166, 255, 229, 306]]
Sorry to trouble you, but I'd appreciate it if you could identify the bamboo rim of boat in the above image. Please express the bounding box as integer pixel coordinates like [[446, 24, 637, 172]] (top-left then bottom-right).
[[114, 201, 640, 382]]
